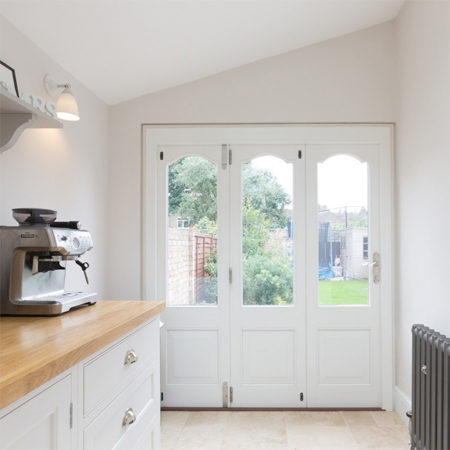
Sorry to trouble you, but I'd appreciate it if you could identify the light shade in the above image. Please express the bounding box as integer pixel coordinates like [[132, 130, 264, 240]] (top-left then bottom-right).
[[56, 87, 80, 121]]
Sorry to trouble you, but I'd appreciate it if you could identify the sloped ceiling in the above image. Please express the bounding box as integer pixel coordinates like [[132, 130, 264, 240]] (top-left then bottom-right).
[[0, 0, 404, 104]]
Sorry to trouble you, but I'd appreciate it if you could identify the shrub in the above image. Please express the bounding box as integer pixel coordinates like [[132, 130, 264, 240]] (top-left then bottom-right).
[[243, 253, 293, 305]]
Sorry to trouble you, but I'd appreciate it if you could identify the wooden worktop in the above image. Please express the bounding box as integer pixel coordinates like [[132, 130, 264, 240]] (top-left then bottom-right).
[[0, 300, 165, 410]]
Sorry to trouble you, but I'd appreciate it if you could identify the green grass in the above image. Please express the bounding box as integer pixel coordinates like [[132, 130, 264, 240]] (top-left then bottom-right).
[[319, 279, 368, 305]]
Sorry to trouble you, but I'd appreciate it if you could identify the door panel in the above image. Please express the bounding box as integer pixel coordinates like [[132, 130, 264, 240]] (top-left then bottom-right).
[[158, 145, 229, 407], [229, 145, 306, 407], [306, 145, 381, 407], [166, 329, 219, 384], [317, 329, 371, 385], [241, 329, 296, 384]]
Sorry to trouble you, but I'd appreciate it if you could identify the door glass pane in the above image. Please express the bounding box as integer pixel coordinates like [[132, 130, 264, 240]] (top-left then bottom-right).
[[318, 155, 369, 306], [167, 156, 218, 305], [242, 156, 293, 305]]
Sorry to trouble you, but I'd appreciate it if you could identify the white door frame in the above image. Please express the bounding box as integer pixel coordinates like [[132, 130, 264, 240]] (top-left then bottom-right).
[[142, 124, 394, 410]]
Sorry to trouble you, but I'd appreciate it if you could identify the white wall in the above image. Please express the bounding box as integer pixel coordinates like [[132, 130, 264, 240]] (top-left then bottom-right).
[[107, 21, 396, 300], [4, 0, 448, 415], [0, 16, 109, 295], [394, 0, 450, 412]]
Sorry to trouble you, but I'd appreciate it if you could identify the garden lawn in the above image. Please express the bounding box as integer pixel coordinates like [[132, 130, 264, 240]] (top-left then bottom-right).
[[319, 279, 368, 305]]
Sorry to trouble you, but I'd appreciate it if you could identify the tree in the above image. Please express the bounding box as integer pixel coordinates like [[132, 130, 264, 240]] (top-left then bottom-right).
[[169, 157, 291, 229], [168, 156, 217, 226], [241, 200, 293, 305], [242, 164, 290, 229], [194, 217, 217, 236], [169, 155, 293, 305], [203, 201, 293, 305], [242, 198, 271, 256]]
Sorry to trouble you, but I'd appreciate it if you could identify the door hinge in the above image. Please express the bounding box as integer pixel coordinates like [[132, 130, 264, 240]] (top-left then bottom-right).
[[229, 268, 232, 284], [298, 150, 302, 159], [300, 392, 304, 402], [161, 392, 164, 402], [221, 144, 228, 169], [229, 148, 232, 165], [69, 402, 73, 429], [229, 386, 233, 403], [222, 382, 229, 407], [160, 151, 164, 160]]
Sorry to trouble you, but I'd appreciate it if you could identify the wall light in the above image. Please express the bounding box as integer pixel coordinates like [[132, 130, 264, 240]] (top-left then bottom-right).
[[44, 74, 80, 121]]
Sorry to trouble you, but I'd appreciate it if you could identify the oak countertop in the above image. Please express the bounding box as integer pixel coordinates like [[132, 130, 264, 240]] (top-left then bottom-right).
[[0, 300, 165, 410]]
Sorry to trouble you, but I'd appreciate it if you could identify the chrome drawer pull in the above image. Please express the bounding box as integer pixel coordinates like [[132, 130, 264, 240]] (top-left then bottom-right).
[[122, 408, 136, 427], [124, 349, 138, 365]]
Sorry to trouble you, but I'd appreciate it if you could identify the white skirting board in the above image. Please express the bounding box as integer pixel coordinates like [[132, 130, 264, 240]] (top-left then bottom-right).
[[394, 386, 411, 425]]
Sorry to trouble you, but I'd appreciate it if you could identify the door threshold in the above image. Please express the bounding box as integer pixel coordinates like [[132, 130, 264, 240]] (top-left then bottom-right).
[[161, 407, 384, 412]]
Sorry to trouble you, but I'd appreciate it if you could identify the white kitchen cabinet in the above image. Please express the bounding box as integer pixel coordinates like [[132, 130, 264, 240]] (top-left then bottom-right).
[[0, 316, 161, 450], [81, 319, 160, 450], [0, 376, 72, 450], [83, 317, 159, 417]]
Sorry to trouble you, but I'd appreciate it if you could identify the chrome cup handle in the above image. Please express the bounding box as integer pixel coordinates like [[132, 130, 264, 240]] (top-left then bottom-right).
[[122, 408, 136, 427], [124, 349, 138, 365]]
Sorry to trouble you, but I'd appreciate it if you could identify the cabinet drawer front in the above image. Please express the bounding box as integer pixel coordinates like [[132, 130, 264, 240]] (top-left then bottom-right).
[[84, 371, 158, 450], [115, 410, 159, 450], [84, 319, 159, 416]]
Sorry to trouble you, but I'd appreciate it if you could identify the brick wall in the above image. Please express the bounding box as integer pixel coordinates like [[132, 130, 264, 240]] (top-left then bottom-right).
[[167, 227, 193, 305], [167, 228, 217, 305]]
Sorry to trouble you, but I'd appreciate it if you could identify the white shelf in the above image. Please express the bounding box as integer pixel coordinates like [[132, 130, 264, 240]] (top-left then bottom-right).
[[0, 88, 62, 153]]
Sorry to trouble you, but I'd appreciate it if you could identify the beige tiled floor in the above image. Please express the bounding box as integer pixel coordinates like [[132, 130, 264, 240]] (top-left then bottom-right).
[[161, 410, 410, 450]]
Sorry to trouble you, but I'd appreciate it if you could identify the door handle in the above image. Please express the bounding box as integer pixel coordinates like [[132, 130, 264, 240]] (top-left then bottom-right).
[[363, 261, 376, 267], [363, 252, 380, 283], [371, 252, 380, 284]]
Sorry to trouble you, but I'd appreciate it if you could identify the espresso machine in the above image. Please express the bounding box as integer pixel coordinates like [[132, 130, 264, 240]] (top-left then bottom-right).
[[0, 208, 97, 315]]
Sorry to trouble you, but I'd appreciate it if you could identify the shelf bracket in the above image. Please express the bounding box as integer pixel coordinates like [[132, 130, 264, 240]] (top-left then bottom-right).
[[0, 113, 36, 153]]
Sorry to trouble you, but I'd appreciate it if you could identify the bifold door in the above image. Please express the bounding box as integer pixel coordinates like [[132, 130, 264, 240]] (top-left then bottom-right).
[[147, 126, 392, 409]]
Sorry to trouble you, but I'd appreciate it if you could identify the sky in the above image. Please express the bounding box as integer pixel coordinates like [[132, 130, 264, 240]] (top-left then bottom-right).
[[250, 155, 368, 210]]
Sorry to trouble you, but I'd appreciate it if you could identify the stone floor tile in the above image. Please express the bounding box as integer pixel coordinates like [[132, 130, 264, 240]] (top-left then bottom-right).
[[161, 411, 190, 429], [160, 410, 410, 450], [342, 411, 377, 426], [349, 425, 410, 449], [284, 411, 346, 427], [370, 411, 406, 427], [286, 424, 358, 449]]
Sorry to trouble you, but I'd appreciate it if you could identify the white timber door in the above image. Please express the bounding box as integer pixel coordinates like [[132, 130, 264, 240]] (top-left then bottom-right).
[[228, 145, 307, 407], [306, 144, 382, 407], [145, 125, 393, 409], [157, 144, 230, 407]]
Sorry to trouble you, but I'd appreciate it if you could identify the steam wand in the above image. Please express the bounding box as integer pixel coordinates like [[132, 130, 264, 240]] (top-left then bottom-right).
[[75, 260, 90, 284]]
